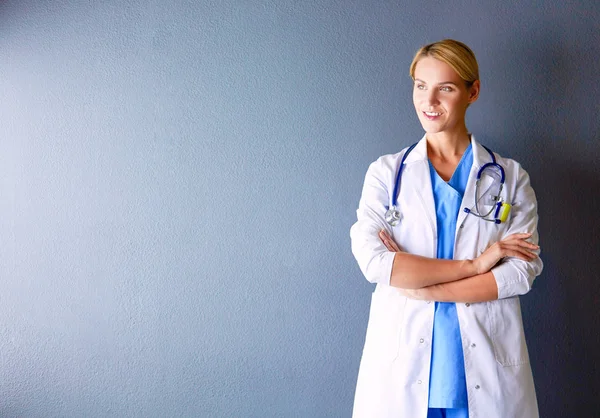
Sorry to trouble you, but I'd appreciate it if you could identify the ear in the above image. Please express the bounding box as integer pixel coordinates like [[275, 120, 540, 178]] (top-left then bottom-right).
[[468, 80, 480, 103]]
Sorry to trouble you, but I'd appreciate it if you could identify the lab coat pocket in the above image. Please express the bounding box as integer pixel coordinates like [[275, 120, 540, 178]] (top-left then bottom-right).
[[488, 297, 530, 366], [362, 288, 407, 362], [475, 217, 505, 254]]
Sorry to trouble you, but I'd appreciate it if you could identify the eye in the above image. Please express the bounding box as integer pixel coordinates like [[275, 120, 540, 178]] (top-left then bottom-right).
[[440, 86, 453, 92], [415, 83, 426, 90]]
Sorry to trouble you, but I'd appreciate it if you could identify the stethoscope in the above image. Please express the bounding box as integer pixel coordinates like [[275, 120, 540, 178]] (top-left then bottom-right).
[[385, 143, 511, 226]]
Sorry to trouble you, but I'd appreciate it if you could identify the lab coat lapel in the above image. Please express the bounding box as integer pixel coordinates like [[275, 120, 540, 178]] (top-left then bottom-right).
[[456, 136, 490, 228], [404, 137, 437, 236]]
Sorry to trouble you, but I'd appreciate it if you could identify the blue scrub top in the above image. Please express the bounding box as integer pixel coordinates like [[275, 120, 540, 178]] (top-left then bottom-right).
[[427, 143, 473, 408]]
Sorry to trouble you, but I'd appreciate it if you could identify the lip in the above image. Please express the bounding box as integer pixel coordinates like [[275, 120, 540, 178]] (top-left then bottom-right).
[[422, 111, 443, 121]]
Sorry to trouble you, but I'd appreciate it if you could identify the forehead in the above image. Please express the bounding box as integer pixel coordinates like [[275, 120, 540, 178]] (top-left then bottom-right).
[[413, 56, 461, 84]]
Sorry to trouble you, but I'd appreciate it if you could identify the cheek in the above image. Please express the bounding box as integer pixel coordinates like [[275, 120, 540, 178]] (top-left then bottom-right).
[[444, 97, 466, 112], [448, 93, 470, 108], [412, 91, 423, 108]]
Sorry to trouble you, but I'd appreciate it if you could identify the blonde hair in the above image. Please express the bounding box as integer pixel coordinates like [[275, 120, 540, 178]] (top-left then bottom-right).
[[409, 39, 479, 87]]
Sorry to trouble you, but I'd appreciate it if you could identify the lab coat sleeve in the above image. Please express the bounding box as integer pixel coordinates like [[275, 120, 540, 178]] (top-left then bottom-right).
[[350, 157, 396, 285], [491, 163, 543, 299]]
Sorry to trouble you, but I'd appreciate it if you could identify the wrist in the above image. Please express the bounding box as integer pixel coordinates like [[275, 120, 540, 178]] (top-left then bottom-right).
[[465, 258, 480, 276]]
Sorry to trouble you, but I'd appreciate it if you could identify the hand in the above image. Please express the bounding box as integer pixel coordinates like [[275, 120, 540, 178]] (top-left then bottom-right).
[[473, 233, 539, 275], [379, 229, 401, 252]]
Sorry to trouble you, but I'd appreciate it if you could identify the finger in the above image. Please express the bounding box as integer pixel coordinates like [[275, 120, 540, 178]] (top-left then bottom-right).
[[386, 239, 401, 252], [512, 249, 537, 260], [379, 229, 402, 252], [500, 246, 538, 261], [517, 241, 540, 250], [384, 234, 400, 252], [500, 233, 538, 245], [501, 239, 540, 250], [379, 231, 391, 247], [504, 232, 533, 241], [379, 229, 391, 240], [499, 241, 537, 253], [382, 239, 395, 252]]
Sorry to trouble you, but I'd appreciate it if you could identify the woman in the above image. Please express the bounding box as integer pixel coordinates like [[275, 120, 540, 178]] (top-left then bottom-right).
[[350, 39, 543, 418]]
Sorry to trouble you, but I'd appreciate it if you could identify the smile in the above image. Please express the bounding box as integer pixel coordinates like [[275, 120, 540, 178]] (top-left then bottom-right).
[[423, 111, 442, 120]]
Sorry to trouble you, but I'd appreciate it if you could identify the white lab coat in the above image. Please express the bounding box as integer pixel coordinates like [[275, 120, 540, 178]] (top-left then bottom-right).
[[350, 135, 543, 418]]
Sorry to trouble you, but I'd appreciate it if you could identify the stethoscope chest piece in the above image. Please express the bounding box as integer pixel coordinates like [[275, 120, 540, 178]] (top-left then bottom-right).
[[385, 206, 401, 226], [385, 142, 418, 227]]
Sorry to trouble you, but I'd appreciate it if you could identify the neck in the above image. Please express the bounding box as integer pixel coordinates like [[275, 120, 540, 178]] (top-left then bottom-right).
[[426, 130, 471, 160]]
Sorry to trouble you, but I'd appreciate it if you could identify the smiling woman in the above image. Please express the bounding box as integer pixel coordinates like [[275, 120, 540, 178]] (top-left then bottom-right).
[[412, 56, 479, 155], [350, 40, 543, 418]]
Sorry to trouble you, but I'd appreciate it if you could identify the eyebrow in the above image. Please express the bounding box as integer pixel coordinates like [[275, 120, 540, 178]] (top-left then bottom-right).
[[414, 79, 459, 86]]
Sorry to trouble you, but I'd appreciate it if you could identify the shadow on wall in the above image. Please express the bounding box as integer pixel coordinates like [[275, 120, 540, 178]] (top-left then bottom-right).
[[529, 152, 600, 418], [492, 32, 600, 417]]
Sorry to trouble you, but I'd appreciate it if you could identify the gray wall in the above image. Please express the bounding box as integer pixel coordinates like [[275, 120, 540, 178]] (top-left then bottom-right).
[[0, 0, 598, 417]]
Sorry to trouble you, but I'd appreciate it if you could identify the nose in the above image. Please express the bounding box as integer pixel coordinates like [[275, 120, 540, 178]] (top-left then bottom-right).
[[425, 89, 439, 105]]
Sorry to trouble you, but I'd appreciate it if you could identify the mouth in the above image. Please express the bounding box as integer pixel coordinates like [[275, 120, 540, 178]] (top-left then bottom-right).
[[422, 111, 442, 121]]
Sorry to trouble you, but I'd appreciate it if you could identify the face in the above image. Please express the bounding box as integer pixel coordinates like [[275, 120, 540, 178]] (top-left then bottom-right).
[[412, 56, 479, 135]]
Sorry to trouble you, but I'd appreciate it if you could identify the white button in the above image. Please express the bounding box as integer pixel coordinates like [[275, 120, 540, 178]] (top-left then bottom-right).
[[471, 343, 476, 348], [465, 303, 471, 307], [475, 385, 480, 389], [460, 224, 464, 229], [426, 300, 432, 304], [420, 338, 424, 343], [418, 380, 422, 384]]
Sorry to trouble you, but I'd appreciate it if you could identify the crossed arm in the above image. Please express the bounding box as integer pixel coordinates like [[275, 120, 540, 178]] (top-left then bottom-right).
[[379, 230, 539, 303], [350, 156, 543, 303]]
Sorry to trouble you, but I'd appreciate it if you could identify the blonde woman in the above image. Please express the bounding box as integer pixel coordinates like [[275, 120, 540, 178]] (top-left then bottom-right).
[[350, 39, 543, 418]]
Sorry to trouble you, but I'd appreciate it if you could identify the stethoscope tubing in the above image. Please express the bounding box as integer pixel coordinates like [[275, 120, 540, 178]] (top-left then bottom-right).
[[390, 142, 418, 209], [387, 142, 507, 226]]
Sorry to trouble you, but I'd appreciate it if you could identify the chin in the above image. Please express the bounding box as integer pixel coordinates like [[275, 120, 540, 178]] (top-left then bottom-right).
[[420, 123, 444, 134]]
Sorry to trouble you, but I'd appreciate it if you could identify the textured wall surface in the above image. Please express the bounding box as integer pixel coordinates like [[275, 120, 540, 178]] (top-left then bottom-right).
[[0, 0, 598, 417]]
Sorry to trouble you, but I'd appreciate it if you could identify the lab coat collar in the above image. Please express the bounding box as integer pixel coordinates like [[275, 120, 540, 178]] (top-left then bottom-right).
[[403, 134, 491, 170], [403, 134, 496, 232]]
